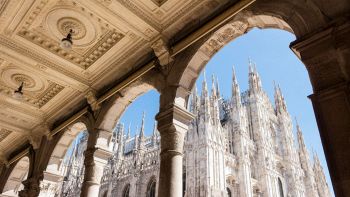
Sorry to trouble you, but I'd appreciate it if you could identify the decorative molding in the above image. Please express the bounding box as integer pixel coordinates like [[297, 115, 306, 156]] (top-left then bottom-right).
[[36, 82, 64, 108], [0, 66, 64, 108], [150, 0, 169, 7], [0, 0, 9, 15], [0, 128, 11, 142], [15, 0, 126, 70], [18, 26, 124, 69]]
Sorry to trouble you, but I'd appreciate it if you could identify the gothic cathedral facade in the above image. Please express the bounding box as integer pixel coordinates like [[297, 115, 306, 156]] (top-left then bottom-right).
[[40, 62, 331, 197]]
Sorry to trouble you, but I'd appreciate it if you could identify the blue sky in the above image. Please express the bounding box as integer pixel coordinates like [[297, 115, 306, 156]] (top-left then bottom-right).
[[118, 28, 334, 195]]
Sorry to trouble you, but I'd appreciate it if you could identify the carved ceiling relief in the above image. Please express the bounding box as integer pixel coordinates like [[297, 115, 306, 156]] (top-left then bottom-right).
[[0, 66, 64, 108], [0, 129, 11, 142], [16, 1, 125, 69]]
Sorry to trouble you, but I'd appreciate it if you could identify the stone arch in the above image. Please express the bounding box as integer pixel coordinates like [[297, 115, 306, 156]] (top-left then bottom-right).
[[146, 176, 157, 197], [174, 12, 295, 103], [46, 122, 88, 173], [39, 121, 89, 197], [1, 156, 30, 196], [226, 175, 239, 196], [122, 183, 130, 197], [95, 79, 156, 133], [102, 190, 107, 197], [167, 0, 332, 106], [277, 177, 285, 197]]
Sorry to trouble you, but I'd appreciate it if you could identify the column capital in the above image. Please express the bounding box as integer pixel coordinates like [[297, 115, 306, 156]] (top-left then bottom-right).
[[156, 103, 194, 158], [84, 147, 113, 165], [156, 103, 194, 133], [92, 128, 114, 151]]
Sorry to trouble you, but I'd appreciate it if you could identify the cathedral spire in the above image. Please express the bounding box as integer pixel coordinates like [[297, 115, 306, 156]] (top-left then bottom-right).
[[152, 121, 158, 145], [202, 70, 209, 99], [211, 74, 217, 99], [138, 112, 146, 150], [201, 70, 211, 121], [216, 76, 221, 98], [127, 122, 131, 139], [117, 123, 124, 143], [232, 65, 241, 107], [191, 84, 199, 113], [117, 123, 124, 158], [134, 133, 138, 150], [248, 57, 254, 73], [139, 112, 145, 139], [313, 151, 321, 167], [296, 118, 307, 152], [274, 82, 287, 114], [248, 58, 255, 91], [248, 59, 262, 93], [312, 150, 332, 196], [211, 74, 220, 125]]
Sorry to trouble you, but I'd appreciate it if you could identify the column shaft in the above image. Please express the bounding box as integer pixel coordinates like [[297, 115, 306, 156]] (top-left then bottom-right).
[[156, 104, 194, 197], [81, 128, 113, 197]]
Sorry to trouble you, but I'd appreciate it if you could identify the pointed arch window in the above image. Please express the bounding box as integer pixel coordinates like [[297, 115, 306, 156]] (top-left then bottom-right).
[[146, 179, 156, 197], [278, 178, 284, 197], [227, 187, 232, 197], [123, 184, 130, 197]]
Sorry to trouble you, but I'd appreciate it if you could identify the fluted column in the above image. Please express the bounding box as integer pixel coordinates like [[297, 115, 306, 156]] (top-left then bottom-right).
[[81, 129, 113, 197], [291, 19, 350, 197], [156, 103, 194, 197]]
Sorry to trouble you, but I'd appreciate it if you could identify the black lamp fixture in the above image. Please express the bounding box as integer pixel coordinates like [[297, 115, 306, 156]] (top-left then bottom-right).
[[60, 29, 73, 51], [13, 82, 24, 100]]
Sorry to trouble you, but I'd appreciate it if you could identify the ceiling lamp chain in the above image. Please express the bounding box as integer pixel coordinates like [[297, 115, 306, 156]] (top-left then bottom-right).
[[13, 81, 24, 100], [60, 29, 73, 51]]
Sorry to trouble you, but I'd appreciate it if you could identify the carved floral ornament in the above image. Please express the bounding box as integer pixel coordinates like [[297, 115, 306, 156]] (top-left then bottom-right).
[[0, 67, 64, 107], [16, 5, 125, 69], [57, 17, 86, 40], [46, 8, 97, 47], [1, 67, 45, 92]]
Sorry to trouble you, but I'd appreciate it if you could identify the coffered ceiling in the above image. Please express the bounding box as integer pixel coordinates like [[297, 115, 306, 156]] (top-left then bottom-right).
[[0, 0, 231, 160]]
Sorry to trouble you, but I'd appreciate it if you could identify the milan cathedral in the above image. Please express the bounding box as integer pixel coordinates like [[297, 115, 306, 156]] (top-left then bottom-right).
[[39, 62, 331, 197]]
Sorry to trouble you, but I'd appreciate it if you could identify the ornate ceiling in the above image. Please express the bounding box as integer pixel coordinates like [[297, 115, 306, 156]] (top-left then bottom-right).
[[0, 0, 231, 161]]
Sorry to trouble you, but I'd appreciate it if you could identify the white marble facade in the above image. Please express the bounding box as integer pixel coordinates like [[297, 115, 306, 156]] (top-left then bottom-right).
[[40, 62, 331, 197]]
